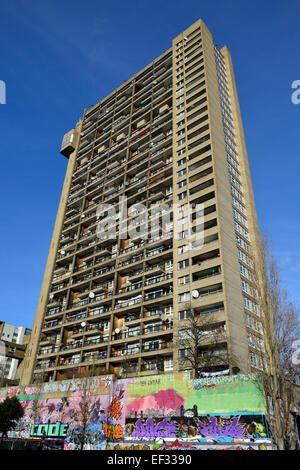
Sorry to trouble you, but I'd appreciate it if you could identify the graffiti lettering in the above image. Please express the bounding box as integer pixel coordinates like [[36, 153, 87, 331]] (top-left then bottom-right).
[[130, 418, 177, 438], [196, 415, 250, 440], [30, 422, 69, 438], [103, 422, 123, 440]]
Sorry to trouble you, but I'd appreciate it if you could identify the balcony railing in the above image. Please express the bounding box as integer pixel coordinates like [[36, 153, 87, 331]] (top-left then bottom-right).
[[111, 347, 140, 357], [115, 296, 142, 309]]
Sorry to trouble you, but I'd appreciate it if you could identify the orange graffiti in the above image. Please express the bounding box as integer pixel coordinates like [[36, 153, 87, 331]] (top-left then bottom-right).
[[103, 422, 123, 440], [107, 394, 123, 420]]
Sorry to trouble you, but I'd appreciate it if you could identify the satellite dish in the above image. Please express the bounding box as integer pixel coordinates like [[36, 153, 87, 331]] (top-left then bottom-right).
[[81, 322, 86, 328], [60, 250, 65, 255], [89, 292, 95, 299], [115, 328, 120, 334], [192, 290, 199, 299]]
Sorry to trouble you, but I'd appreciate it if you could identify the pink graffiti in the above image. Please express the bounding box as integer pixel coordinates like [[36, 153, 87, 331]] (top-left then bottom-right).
[[127, 389, 184, 416]]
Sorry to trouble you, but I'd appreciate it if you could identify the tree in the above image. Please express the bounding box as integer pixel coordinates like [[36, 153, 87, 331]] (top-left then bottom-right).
[[252, 230, 300, 449], [76, 362, 103, 450], [0, 396, 24, 444], [31, 370, 48, 429], [174, 304, 237, 379]]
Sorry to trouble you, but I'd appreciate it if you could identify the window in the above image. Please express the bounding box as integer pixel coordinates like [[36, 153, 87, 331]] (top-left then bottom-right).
[[246, 314, 263, 334], [176, 119, 185, 128], [176, 102, 185, 111], [178, 215, 188, 225], [179, 309, 191, 320], [177, 230, 189, 240], [178, 244, 189, 254], [185, 58, 204, 75], [145, 322, 162, 334], [176, 129, 185, 137], [178, 191, 187, 201], [178, 259, 190, 269], [177, 157, 187, 167], [177, 179, 187, 189], [164, 358, 173, 371], [176, 138, 186, 147], [179, 348, 192, 359], [178, 275, 190, 286], [188, 123, 209, 142], [186, 73, 205, 90], [176, 111, 185, 119], [177, 148, 186, 157], [178, 292, 190, 302], [177, 168, 187, 178], [188, 134, 210, 151], [249, 352, 263, 370], [165, 259, 173, 270], [179, 329, 191, 339], [187, 97, 207, 114], [240, 263, 252, 281], [243, 296, 259, 315]]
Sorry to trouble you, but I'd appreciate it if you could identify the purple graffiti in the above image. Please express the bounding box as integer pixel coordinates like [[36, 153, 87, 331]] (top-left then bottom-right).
[[196, 415, 251, 439], [131, 418, 177, 438]]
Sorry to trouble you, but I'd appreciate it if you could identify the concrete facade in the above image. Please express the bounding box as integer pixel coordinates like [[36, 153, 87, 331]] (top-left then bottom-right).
[[21, 19, 267, 387]]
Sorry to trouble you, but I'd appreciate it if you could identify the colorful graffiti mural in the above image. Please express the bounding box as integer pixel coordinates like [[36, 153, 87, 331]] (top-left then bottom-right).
[[126, 373, 266, 417], [0, 373, 273, 450], [125, 415, 268, 442]]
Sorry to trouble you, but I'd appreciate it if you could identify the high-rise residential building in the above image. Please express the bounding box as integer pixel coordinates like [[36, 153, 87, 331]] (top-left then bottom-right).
[[0, 322, 32, 381], [21, 19, 266, 386]]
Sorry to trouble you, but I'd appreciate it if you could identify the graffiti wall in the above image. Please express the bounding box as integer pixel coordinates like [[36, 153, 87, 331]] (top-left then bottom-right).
[[126, 373, 266, 417], [0, 373, 273, 450], [125, 415, 268, 441]]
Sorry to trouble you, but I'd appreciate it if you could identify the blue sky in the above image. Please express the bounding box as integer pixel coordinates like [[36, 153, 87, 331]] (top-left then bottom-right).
[[0, 0, 299, 328]]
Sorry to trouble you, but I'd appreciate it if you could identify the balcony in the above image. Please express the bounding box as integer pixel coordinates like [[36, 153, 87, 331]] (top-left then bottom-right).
[[142, 339, 172, 353], [111, 328, 140, 341], [115, 295, 142, 310], [45, 306, 66, 318], [144, 288, 172, 302], [117, 282, 143, 295], [142, 321, 173, 335], [145, 272, 173, 287], [89, 306, 112, 317], [83, 335, 109, 347], [192, 265, 221, 283], [82, 350, 107, 362], [65, 309, 88, 323], [194, 302, 225, 317], [59, 340, 82, 352], [119, 364, 139, 375], [119, 242, 144, 256], [111, 346, 140, 358], [141, 361, 165, 372], [117, 253, 144, 268], [124, 314, 141, 324]]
